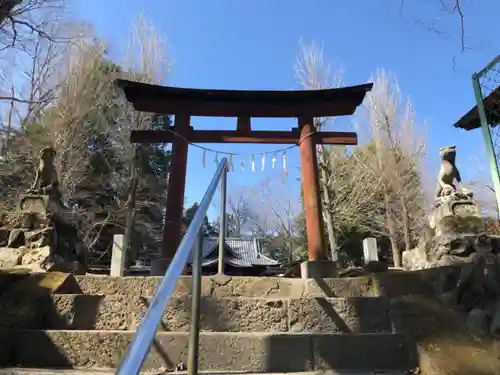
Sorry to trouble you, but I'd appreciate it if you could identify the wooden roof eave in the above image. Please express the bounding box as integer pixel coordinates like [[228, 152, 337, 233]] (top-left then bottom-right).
[[454, 85, 500, 131]]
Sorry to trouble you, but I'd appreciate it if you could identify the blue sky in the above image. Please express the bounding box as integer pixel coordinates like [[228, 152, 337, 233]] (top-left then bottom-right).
[[72, 0, 500, 219]]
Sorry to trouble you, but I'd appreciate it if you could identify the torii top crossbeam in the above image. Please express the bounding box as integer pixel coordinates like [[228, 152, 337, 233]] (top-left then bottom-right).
[[117, 79, 373, 118], [116, 79, 373, 273]]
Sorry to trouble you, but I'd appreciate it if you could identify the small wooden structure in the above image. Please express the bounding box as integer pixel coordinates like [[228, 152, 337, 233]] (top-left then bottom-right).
[[116, 80, 373, 263], [454, 85, 500, 130]]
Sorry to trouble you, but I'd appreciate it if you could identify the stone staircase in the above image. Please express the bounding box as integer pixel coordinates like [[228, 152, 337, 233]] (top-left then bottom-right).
[[0, 272, 430, 374], [8, 268, 500, 374]]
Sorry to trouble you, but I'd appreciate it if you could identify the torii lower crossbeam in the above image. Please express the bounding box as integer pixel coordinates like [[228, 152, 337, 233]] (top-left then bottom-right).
[[130, 128, 357, 145], [116, 79, 372, 274]]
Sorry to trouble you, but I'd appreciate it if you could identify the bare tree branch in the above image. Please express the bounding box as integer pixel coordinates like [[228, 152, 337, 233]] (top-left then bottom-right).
[[0, 0, 67, 50], [295, 39, 344, 260], [399, 0, 467, 53]]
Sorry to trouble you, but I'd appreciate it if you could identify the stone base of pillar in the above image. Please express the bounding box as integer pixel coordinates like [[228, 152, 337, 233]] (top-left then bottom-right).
[[300, 260, 340, 279], [150, 258, 173, 276]]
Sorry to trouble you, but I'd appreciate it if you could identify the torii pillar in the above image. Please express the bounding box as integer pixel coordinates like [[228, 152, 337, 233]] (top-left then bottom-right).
[[116, 79, 373, 276], [298, 117, 325, 262]]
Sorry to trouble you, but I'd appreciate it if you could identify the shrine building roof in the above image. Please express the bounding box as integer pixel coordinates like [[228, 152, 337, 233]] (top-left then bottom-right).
[[454, 85, 500, 131], [116, 79, 373, 118], [187, 237, 280, 268]]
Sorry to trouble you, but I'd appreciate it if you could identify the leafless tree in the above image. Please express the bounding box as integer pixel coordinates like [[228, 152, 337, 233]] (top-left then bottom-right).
[[0, 23, 97, 205], [0, 18, 67, 154], [294, 39, 343, 260], [0, 0, 65, 50], [357, 69, 428, 267], [320, 145, 385, 244], [294, 40, 385, 261], [250, 178, 302, 263], [0, 0, 68, 110], [227, 187, 254, 237], [47, 33, 113, 197], [0, 23, 119, 254], [0, 9, 173, 266], [463, 154, 500, 219], [118, 13, 172, 263]]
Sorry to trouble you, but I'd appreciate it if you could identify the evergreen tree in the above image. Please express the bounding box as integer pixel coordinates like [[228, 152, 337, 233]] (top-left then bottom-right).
[[183, 202, 219, 236], [129, 114, 172, 261]]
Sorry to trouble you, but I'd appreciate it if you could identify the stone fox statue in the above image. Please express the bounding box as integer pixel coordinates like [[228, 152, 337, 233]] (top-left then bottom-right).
[[436, 145, 462, 197], [28, 147, 61, 198]]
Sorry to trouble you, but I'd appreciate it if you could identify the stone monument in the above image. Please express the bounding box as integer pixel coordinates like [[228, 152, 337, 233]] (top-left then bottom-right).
[[0, 147, 86, 274], [403, 145, 486, 270], [402, 145, 500, 340]]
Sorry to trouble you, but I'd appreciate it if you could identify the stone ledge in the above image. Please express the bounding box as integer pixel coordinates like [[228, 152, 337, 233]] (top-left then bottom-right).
[[70, 269, 448, 299], [7, 331, 415, 372], [44, 295, 392, 333], [0, 369, 410, 375], [2, 267, 459, 300], [72, 275, 302, 298]]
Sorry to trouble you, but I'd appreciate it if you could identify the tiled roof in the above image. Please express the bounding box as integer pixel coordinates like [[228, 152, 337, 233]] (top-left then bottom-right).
[[187, 237, 280, 268]]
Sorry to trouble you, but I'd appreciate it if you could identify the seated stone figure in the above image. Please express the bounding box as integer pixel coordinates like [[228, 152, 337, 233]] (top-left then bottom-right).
[[26, 147, 62, 202], [435, 145, 471, 199]]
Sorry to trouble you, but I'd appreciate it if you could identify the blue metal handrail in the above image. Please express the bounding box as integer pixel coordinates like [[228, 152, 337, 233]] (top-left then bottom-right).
[[116, 158, 229, 375]]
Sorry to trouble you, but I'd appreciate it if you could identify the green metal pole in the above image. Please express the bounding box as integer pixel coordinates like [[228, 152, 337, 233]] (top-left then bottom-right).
[[187, 229, 203, 375], [218, 167, 227, 274], [477, 55, 500, 79], [472, 73, 500, 214]]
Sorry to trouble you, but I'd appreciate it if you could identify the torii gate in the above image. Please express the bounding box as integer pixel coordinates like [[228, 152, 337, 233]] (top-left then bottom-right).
[[117, 79, 373, 274]]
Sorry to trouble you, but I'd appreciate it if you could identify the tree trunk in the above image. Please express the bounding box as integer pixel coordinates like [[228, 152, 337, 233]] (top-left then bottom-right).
[[1, 87, 15, 155], [400, 195, 411, 252], [318, 147, 338, 260], [123, 143, 140, 266], [384, 192, 401, 267], [389, 231, 401, 267], [235, 218, 241, 237]]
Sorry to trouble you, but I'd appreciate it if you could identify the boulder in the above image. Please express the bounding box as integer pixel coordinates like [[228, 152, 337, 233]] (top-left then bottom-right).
[[0, 228, 9, 247], [0, 247, 26, 268], [20, 245, 52, 266], [17, 245, 86, 274], [466, 308, 489, 340], [25, 227, 54, 248], [7, 228, 25, 248]]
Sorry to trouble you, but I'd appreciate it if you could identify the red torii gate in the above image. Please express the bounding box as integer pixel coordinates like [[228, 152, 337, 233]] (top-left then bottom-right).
[[117, 79, 373, 275]]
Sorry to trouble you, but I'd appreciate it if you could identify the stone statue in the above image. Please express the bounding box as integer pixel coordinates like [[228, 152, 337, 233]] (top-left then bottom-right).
[[403, 144, 482, 271], [27, 147, 61, 200], [436, 145, 464, 197]]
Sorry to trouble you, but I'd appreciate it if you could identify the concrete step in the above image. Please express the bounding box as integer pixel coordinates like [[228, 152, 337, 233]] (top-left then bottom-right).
[[44, 295, 393, 333], [5, 330, 416, 372], [69, 269, 445, 298], [0, 370, 411, 375]]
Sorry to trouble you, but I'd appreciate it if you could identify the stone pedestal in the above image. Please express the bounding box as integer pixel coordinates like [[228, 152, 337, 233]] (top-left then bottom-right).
[[300, 260, 339, 279], [429, 192, 482, 236]]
